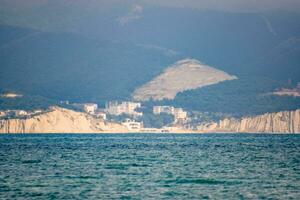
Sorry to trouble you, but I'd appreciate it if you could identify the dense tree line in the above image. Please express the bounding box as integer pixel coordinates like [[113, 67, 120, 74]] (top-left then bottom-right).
[[0, 95, 56, 111], [152, 77, 300, 117]]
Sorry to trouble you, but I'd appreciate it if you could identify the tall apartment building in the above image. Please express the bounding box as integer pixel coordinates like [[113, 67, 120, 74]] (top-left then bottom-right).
[[106, 101, 142, 116], [153, 106, 187, 122], [83, 103, 98, 114]]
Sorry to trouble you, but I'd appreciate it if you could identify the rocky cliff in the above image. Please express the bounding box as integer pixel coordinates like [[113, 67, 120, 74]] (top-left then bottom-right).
[[1, 107, 299, 134], [197, 109, 300, 133], [0, 107, 128, 133]]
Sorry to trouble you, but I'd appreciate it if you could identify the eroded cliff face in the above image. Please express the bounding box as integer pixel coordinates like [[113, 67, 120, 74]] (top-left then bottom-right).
[[197, 110, 300, 133], [1, 107, 299, 134], [0, 107, 128, 133]]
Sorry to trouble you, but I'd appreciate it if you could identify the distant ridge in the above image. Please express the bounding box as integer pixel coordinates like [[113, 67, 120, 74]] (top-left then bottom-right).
[[133, 59, 237, 101]]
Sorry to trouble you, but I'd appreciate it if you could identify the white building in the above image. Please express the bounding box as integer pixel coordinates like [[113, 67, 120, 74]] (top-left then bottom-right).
[[122, 119, 143, 132], [106, 101, 142, 116], [173, 108, 187, 121], [33, 110, 43, 115], [0, 111, 6, 117], [15, 110, 28, 116], [95, 111, 107, 120], [60, 100, 69, 105], [83, 103, 98, 114], [153, 106, 188, 122], [0, 93, 23, 98], [4, 110, 28, 117], [153, 106, 174, 115]]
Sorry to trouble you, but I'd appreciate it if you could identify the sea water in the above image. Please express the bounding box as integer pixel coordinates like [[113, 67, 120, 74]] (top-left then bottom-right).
[[0, 134, 299, 199]]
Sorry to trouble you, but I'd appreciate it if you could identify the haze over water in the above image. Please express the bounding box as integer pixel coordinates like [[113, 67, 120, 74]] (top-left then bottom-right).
[[0, 134, 299, 199]]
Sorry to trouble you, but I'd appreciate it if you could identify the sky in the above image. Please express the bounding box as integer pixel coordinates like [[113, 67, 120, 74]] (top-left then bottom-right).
[[144, 0, 300, 12], [1, 0, 300, 13]]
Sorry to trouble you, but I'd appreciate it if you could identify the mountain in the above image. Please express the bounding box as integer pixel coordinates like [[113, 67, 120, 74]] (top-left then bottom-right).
[[0, 25, 179, 105], [0, 6, 299, 116], [133, 59, 237, 101], [0, 25, 299, 115], [1, 5, 300, 80]]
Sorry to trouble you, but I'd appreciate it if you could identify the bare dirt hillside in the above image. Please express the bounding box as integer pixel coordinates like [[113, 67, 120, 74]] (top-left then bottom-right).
[[133, 59, 237, 101]]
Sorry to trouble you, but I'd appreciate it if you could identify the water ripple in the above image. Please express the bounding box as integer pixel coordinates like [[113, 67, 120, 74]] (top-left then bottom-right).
[[0, 134, 299, 199]]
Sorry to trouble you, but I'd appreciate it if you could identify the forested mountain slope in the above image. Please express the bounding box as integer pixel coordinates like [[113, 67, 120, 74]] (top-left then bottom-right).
[[0, 6, 300, 115]]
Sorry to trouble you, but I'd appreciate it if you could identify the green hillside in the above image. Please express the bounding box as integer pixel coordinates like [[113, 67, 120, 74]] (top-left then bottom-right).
[[0, 25, 179, 105], [155, 77, 300, 116], [0, 6, 300, 115]]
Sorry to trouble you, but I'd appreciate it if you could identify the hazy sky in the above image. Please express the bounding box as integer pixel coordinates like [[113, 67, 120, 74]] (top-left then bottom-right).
[[1, 0, 300, 12], [146, 0, 300, 12]]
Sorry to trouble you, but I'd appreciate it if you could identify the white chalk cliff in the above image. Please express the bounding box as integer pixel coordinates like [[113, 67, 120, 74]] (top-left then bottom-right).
[[197, 109, 300, 133], [0, 107, 128, 133], [0, 107, 299, 134]]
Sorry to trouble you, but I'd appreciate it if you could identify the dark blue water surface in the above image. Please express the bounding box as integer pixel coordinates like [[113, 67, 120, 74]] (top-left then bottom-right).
[[0, 134, 299, 199]]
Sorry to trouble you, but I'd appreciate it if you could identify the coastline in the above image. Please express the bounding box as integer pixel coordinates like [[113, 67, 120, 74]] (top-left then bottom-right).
[[1, 131, 299, 134], [1, 107, 299, 134]]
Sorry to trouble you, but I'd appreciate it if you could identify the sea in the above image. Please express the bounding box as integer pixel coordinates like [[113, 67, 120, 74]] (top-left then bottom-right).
[[0, 134, 299, 199]]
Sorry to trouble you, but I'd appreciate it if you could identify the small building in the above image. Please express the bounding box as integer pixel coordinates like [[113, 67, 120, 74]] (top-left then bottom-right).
[[106, 101, 142, 117], [83, 103, 98, 114], [60, 100, 69, 105], [15, 110, 28, 116], [95, 111, 107, 120], [33, 110, 43, 114], [4, 110, 28, 117], [0, 93, 23, 98], [153, 106, 188, 123], [153, 106, 174, 115], [122, 119, 143, 132], [0, 111, 6, 117], [173, 108, 188, 122]]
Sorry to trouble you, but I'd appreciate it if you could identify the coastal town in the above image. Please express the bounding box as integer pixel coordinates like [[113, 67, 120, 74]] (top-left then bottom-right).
[[0, 93, 190, 133], [1, 79, 300, 134], [69, 101, 190, 133]]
